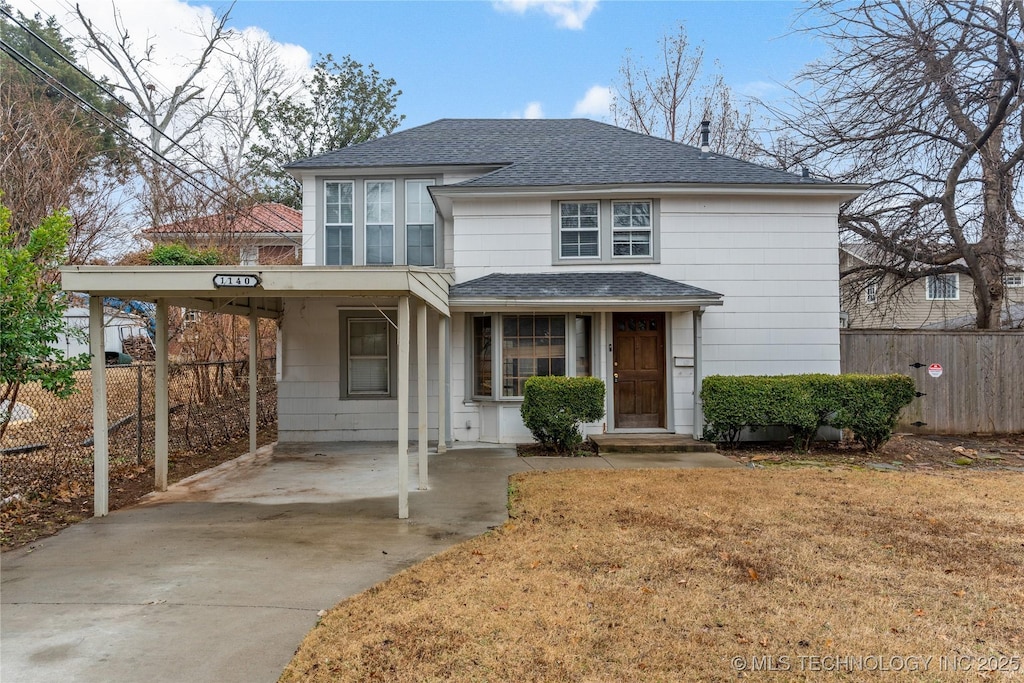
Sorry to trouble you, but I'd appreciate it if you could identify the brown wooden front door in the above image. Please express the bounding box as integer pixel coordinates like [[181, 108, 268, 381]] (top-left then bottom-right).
[[613, 312, 666, 428]]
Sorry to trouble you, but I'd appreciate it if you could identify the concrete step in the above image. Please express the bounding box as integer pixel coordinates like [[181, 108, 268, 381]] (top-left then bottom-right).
[[589, 433, 717, 454]]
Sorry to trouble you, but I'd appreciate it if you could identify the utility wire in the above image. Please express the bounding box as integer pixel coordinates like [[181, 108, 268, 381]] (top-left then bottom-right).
[[0, 39, 221, 205], [1, 6, 303, 247]]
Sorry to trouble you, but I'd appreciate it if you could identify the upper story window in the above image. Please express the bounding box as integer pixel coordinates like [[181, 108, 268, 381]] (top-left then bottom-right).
[[559, 202, 600, 259], [406, 180, 435, 266], [1003, 272, 1024, 287], [325, 181, 354, 265], [926, 273, 959, 300], [365, 181, 394, 265], [552, 199, 658, 265], [612, 201, 652, 257], [865, 281, 878, 304]]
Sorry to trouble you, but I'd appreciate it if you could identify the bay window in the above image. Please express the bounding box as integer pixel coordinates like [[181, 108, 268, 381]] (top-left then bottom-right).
[[325, 181, 354, 265], [472, 313, 593, 399], [406, 180, 435, 266], [365, 180, 394, 265]]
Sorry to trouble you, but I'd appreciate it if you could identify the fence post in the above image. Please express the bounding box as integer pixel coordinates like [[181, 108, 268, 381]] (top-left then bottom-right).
[[136, 363, 143, 465]]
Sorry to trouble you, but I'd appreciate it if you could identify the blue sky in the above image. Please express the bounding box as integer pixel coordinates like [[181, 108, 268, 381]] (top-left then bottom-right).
[[225, 0, 817, 130], [14, 0, 821, 132]]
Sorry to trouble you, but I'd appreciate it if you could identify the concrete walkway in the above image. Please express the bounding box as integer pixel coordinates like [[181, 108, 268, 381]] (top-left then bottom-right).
[[1, 443, 738, 683]]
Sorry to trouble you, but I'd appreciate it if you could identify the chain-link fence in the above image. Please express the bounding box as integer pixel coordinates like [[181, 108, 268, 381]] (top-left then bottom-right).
[[1, 359, 277, 500]]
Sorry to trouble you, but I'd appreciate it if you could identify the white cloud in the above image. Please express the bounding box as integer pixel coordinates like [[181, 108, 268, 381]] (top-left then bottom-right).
[[12, 0, 311, 99], [738, 80, 782, 99], [523, 101, 545, 119], [572, 85, 613, 118], [493, 0, 598, 30]]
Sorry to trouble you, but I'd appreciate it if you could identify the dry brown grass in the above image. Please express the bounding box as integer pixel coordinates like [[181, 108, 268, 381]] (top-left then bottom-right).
[[281, 469, 1023, 682]]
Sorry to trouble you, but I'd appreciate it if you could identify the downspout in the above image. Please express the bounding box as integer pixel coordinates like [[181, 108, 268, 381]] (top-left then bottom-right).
[[693, 308, 705, 440]]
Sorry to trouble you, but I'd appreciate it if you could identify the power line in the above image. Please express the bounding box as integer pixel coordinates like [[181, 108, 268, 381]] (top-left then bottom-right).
[[1, 6, 303, 247]]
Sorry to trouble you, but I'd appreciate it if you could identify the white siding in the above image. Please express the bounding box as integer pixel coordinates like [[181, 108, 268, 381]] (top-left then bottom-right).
[[278, 297, 441, 443], [301, 174, 317, 265], [449, 193, 842, 440]]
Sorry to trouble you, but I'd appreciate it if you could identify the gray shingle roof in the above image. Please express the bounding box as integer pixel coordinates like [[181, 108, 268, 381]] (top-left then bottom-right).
[[286, 119, 833, 188], [450, 272, 722, 301]]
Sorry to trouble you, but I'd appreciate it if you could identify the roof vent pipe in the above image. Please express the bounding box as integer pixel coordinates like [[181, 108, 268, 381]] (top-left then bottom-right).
[[699, 120, 711, 159]]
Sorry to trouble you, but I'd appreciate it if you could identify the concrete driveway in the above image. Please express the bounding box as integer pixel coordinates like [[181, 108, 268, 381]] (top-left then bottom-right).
[[1, 442, 737, 683]]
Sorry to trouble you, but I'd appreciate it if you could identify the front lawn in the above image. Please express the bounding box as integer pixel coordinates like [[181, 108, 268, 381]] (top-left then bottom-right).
[[281, 467, 1022, 682]]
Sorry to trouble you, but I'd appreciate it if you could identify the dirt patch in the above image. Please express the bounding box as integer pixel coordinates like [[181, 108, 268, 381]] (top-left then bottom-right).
[[280, 466, 1024, 682], [0, 426, 276, 552], [723, 432, 1024, 472]]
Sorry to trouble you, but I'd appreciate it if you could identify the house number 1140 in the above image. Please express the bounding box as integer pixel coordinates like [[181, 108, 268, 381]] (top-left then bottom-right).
[[213, 274, 261, 288]]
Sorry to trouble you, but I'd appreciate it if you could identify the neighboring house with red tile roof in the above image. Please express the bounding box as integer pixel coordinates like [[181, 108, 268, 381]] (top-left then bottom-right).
[[143, 203, 303, 265]]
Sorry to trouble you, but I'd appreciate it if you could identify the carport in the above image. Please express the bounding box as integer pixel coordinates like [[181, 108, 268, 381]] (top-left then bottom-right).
[[59, 265, 453, 519]]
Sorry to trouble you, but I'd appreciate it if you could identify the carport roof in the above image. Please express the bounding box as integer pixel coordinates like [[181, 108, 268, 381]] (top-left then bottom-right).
[[60, 265, 455, 317]]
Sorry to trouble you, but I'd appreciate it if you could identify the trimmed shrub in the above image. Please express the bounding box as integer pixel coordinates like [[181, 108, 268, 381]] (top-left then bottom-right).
[[148, 243, 224, 266], [832, 374, 917, 452], [521, 375, 605, 453], [701, 373, 916, 453], [699, 375, 771, 446]]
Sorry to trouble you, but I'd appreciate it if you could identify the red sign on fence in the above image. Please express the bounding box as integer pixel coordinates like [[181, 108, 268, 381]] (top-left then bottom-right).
[[928, 363, 943, 378]]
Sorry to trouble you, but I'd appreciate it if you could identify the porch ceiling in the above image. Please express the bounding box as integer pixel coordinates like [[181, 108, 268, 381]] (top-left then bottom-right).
[[60, 265, 455, 318]]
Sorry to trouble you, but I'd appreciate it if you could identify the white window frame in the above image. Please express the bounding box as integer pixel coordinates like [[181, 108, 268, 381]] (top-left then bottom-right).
[[470, 313, 593, 400], [925, 273, 960, 301], [559, 201, 601, 259], [405, 179, 435, 267], [865, 282, 878, 304], [364, 180, 395, 265], [611, 200, 653, 258], [347, 317, 391, 396], [1002, 272, 1024, 287], [324, 180, 354, 265]]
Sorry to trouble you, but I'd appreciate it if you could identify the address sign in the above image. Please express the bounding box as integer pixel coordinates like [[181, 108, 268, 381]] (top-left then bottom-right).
[[213, 274, 261, 288]]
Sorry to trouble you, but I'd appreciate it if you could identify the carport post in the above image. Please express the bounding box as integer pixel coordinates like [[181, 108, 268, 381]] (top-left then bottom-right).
[[155, 300, 169, 491], [397, 296, 410, 519], [89, 296, 109, 517], [436, 314, 447, 454], [417, 301, 428, 489], [249, 314, 258, 456]]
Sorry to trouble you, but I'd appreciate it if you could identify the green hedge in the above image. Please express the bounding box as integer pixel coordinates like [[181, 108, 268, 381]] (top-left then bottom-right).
[[701, 373, 916, 452], [148, 243, 224, 266], [521, 375, 605, 453]]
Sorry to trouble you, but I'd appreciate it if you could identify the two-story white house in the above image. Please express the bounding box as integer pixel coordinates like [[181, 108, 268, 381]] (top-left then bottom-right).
[[63, 118, 863, 518], [280, 118, 862, 444]]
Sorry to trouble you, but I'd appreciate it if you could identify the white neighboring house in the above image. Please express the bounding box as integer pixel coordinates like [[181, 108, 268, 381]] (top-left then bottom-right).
[[55, 304, 152, 364], [279, 119, 863, 444]]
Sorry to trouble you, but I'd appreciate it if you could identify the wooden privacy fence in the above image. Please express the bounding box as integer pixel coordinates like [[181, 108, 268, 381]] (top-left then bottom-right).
[[840, 330, 1024, 434]]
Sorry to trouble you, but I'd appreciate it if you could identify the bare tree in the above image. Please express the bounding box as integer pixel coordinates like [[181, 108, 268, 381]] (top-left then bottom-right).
[[73, 2, 233, 225], [0, 8, 131, 262], [205, 33, 298, 204], [772, 0, 1023, 329], [611, 22, 760, 159]]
